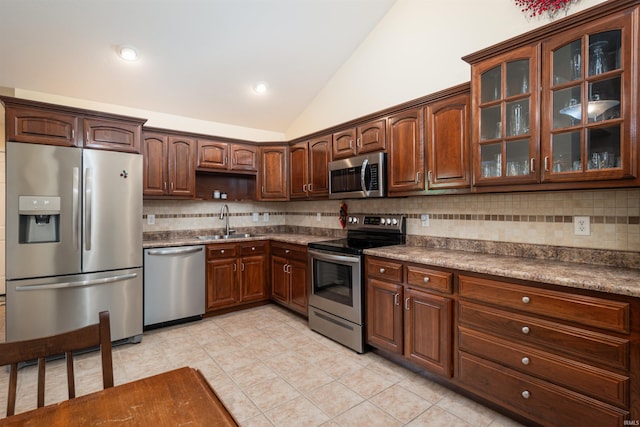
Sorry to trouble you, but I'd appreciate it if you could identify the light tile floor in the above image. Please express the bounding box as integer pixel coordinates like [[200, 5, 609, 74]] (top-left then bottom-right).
[[0, 304, 524, 426]]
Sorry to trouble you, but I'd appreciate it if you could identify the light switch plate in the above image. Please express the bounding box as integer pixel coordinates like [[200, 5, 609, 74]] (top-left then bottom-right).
[[252, 212, 259, 222], [317, 212, 322, 222], [263, 212, 270, 222], [147, 214, 155, 225], [420, 214, 430, 227], [574, 216, 590, 235]]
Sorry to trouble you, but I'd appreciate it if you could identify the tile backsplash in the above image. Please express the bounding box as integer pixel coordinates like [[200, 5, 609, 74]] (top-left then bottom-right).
[[144, 188, 640, 253]]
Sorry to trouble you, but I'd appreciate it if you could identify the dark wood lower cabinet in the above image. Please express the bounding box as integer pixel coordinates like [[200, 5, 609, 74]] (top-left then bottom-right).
[[270, 243, 308, 316], [205, 241, 267, 312], [366, 257, 453, 378], [365, 255, 638, 426]]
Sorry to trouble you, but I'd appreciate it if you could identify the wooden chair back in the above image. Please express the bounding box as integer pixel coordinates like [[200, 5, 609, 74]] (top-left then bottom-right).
[[0, 311, 114, 417]]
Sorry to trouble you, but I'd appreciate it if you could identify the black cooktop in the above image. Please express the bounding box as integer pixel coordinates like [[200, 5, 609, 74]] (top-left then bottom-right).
[[308, 214, 406, 255]]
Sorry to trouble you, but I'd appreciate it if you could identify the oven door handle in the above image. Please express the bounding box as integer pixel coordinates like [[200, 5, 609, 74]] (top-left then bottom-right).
[[309, 249, 360, 264]]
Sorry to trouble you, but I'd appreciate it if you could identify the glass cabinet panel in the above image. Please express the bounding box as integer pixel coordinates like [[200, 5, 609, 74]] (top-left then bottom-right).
[[473, 44, 538, 185], [542, 21, 628, 182], [480, 66, 501, 103]]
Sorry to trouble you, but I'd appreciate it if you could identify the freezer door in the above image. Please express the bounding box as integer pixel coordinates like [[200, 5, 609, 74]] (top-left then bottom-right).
[[6, 268, 143, 342], [83, 150, 142, 272], [6, 142, 82, 279]]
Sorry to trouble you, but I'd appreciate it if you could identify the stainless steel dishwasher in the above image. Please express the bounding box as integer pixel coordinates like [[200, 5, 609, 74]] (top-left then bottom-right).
[[143, 245, 205, 328]]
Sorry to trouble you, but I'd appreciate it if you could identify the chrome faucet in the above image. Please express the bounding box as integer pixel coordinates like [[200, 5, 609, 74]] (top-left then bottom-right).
[[219, 204, 235, 236]]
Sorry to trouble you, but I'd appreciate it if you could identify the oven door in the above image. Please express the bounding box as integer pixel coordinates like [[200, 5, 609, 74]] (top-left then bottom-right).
[[308, 249, 362, 324]]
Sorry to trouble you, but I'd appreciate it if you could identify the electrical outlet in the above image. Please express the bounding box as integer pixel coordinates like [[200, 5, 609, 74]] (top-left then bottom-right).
[[263, 212, 269, 222], [252, 212, 259, 222], [574, 216, 590, 236], [147, 214, 155, 225], [420, 214, 430, 227], [317, 212, 322, 222]]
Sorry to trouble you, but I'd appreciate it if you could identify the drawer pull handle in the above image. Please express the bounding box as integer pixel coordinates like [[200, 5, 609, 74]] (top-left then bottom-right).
[[521, 357, 530, 365], [521, 326, 530, 335], [522, 296, 530, 304], [521, 390, 531, 399], [285, 249, 290, 254], [423, 277, 430, 283], [252, 247, 256, 251], [379, 268, 386, 274]]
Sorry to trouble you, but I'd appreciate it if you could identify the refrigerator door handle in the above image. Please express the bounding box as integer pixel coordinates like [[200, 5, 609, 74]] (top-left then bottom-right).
[[72, 167, 80, 250], [146, 247, 204, 256], [15, 273, 138, 291], [85, 167, 93, 251]]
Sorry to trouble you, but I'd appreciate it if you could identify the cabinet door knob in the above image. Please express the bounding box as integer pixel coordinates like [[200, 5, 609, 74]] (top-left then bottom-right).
[[405, 297, 410, 310], [252, 247, 256, 251], [285, 249, 290, 254], [521, 326, 530, 335], [221, 249, 225, 254], [379, 268, 385, 274], [521, 357, 530, 365], [521, 390, 531, 399], [394, 293, 399, 306], [423, 277, 430, 283], [522, 296, 530, 304]]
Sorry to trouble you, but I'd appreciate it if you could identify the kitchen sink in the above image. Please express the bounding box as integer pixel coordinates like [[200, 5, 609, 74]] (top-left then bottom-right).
[[197, 233, 259, 240]]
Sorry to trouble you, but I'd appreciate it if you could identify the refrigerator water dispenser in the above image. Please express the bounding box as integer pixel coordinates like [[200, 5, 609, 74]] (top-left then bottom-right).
[[18, 196, 61, 243]]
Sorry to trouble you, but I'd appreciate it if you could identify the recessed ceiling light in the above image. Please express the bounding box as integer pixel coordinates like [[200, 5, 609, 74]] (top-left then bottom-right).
[[118, 46, 138, 61], [253, 82, 268, 94]]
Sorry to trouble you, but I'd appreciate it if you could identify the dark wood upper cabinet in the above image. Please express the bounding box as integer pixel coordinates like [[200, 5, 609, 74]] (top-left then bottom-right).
[[289, 142, 309, 199], [332, 119, 386, 160], [258, 146, 288, 200], [2, 97, 145, 152], [465, 0, 639, 191], [197, 139, 257, 173], [387, 108, 424, 194], [425, 92, 471, 190], [143, 131, 195, 197], [83, 118, 142, 153], [289, 135, 331, 199]]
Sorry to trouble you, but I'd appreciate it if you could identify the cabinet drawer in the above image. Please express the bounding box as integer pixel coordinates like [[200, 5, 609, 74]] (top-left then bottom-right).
[[459, 275, 630, 333], [458, 301, 629, 370], [206, 244, 237, 259], [240, 241, 267, 256], [406, 265, 452, 293], [367, 258, 403, 282], [458, 326, 629, 408], [271, 244, 306, 261], [458, 351, 629, 427]]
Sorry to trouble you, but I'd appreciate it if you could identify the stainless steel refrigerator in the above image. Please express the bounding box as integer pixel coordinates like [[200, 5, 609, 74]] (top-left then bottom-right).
[[6, 141, 143, 343]]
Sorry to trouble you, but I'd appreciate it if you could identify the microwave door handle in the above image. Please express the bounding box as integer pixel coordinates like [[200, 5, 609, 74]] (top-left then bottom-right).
[[360, 158, 369, 196]]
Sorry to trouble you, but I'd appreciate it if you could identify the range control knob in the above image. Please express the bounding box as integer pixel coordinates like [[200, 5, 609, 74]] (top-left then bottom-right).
[[386, 218, 392, 225], [352, 217, 359, 224], [391, 218, 398, 226]]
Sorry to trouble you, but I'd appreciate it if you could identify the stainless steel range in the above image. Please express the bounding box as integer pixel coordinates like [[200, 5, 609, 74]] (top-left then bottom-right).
[[308, 214, 406, 353]]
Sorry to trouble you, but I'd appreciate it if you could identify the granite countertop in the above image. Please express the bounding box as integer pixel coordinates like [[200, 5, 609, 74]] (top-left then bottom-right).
[[143, 233, 332, 249], [365, 245, 640, 298]]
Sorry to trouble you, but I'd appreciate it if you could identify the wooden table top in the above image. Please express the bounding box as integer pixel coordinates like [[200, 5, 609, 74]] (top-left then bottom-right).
[[0, 367, 239, 426]]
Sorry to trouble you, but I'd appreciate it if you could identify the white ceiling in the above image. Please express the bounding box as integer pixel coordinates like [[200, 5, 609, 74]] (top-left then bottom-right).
[[0, 0, 396, 134]]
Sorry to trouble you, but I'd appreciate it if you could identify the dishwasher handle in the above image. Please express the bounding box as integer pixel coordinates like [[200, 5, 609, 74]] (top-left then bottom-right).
[[146, 247, 204, 256]]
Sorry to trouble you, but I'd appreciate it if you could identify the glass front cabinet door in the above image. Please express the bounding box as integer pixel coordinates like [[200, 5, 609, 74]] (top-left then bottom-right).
[[472, 45, 539, 186], [541, 12, 635, 183]]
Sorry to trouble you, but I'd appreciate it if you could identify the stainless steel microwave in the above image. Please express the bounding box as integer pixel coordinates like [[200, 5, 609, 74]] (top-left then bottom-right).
[[328, 152, 386, 199]]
